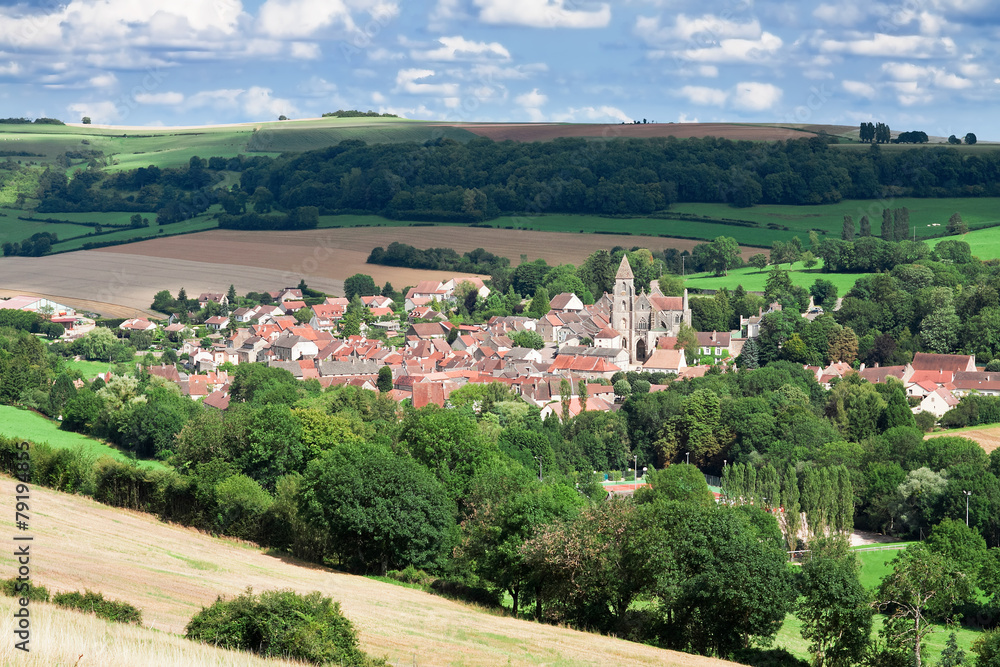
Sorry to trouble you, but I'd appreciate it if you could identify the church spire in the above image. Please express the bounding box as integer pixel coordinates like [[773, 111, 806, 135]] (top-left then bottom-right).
[[615, 254, 634, 280]]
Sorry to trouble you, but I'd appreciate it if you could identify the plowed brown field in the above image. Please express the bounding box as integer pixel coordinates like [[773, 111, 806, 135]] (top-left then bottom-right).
[[0, 476, 740, 667], [96, 226, 759, 283], [454, 122, 823, 142]]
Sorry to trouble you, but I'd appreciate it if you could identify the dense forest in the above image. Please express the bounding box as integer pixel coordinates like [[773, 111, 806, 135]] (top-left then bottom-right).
[[24, 136, 1000, 230]]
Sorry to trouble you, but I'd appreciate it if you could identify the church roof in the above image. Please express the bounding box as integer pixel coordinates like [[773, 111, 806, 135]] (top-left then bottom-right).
[[615, 254, 634, 280]]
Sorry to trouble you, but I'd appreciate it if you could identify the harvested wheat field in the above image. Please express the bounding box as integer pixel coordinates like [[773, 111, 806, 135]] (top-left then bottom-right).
[[453, 122, 819, 143], [96, 226, 758, 285], [926, 426, 1000, 455], [0, 477, 740, 667]]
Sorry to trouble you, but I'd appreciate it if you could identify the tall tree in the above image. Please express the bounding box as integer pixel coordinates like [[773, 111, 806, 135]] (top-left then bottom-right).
[[877, 544, 974, 667], [783, 464, 801, 552], [895, 207, 910, 243], [947, 213, 968, 236], [706, 236, 742, 276], [798, 540, 874, 667], [841, 215, 855, 241], [882, 209, 895, 242], [859, 215, 871, 237]]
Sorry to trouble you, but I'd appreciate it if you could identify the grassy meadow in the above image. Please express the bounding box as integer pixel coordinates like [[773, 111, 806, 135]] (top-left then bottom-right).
[[0, 405, 166, 470], [684, 259, 867, 294]]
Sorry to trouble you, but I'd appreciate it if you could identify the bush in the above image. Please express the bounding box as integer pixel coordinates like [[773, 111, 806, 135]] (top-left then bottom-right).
[[185, 588, 383, 666], [915, 410, 937, 433], [386, 565, 434, 587], [52, 590, 142, 624], [0, 578, 50, 602], [973, 629, 1000, 667]]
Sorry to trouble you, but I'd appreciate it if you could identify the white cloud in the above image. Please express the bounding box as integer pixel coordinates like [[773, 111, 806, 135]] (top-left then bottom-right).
[[241, 86, 296, 118], [682, 32, 783, 64], [678, 85, 728, 106], [88, 73, 118, 88], [290, 42, 321, 59], [67, 100, 121, 123], [515, 88, 548, 107], [394, 69, 460, 96], [257, 0, 385, 38], [842, 80, 877, 99], [819, 34, 956, 58], [881, 62, 973, 89], [732, 82, 783, 111], [413, 35, 510, 61], [474, 0, 611, 29], [0, 62, 22, 76], [813, 3, 866, 27], [135, 91, 185, 105]]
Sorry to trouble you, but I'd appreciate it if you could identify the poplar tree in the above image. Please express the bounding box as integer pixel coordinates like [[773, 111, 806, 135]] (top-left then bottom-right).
[[841, 215, 855, 241], [782, 464, 801, 552], [836, 466, 854, 534], [859, 215, 871, 237], [881, 209, 894, 242]]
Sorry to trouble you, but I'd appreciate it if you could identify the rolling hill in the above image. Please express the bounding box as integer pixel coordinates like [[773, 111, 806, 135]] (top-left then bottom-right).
[[0, 476, 740, 666]]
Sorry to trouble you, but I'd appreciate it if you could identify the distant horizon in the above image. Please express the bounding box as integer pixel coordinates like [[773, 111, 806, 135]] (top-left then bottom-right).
[[0, 1, 996, 137]]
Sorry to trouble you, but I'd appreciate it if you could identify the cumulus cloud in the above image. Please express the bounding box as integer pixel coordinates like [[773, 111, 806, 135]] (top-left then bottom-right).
[[813, 3, 866, 27], [516, 88, 547, 107], [732, 82, 783, 111], [474, 0, 611, 29], [842, 80, 877, 99], [635, 14, 763, 43], [67, 100, 122, 123], [135, 91, 185, 105], [682, 32, 783, 64], [678, 85, 728, 107], [413, 35, 511, 61], [819, 34, 956, 58], [394, 69, 460, 96], [290, 42, 321, 59], [257, 0, 398, 39], [88, 73, 118, 88]]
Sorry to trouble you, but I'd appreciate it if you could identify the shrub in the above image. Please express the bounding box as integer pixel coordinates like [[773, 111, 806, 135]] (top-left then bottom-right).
[[52, 590, 142, 624], [973, 629, 1000, 667], [386, 565, 434, 587], [185, 588, 383, 666], [0, 578, 50, 602]]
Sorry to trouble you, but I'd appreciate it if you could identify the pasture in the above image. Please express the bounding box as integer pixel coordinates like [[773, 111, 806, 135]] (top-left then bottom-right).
[[684, 260, 867, 294], [670, 197, 1000, 244], [0, 476, 740, 667], [932, 225, 1000, 263], [0, 405, 166, 470]]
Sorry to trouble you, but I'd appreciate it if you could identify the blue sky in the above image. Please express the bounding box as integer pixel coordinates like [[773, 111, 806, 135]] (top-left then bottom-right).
[[0, 0, 998, 137]]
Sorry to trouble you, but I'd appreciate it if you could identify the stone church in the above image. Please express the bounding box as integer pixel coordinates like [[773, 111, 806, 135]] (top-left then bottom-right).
[[607, 254, 692, 365]]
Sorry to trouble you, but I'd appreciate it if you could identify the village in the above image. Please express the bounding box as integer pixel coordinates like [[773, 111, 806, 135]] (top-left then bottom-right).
[[1, 254, 984, 425]]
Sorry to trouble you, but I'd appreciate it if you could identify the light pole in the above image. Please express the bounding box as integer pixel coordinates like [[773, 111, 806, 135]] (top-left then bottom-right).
[[534, 455, 542, 483], [964, 490, 972, 526], [685, 451, 690, 465], [634, 455, 638, 491]]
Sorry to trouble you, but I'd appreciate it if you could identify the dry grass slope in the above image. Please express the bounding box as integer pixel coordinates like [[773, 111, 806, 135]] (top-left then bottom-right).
[[0, 477, 739, 667], [0, 597, 307, 667]]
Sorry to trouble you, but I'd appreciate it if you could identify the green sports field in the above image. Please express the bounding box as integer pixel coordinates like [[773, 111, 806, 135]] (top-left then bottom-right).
[[0, 405, 166, 470]]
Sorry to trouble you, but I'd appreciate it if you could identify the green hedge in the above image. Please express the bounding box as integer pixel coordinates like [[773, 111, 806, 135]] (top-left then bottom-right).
[[0, 578, 50, 602]]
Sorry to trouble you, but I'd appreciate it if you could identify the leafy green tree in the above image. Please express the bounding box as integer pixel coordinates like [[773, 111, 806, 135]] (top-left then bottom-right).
[[397, 405, 497, 497], [877, 544, 975, 667], [706, 236, 741, 276], [214, 474, 274, 541], [859, 215, 871, 237], [376, 366, 393, 392], [798, 540, 873, 667], [511, 330, 544, 349], [299, 443, 453, 574], [782, 464, 801, 551], [925, 518, 988, 588], [343, 273, 378, 300], [527, 286, 550, 318], [613, 379, 631, 401], [635, 464, 715, 507], [964, 133, 977, 145], [749, 253, 769, 272], [810, 280, 838, 308], [293, 307, 312, 324], [947, 213, 968, 236]]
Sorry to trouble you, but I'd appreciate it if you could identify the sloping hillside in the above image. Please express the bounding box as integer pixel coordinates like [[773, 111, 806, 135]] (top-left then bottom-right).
[[0, 476, 740, 666]]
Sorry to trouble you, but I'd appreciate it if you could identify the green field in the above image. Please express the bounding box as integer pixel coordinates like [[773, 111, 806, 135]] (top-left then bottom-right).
[[671, 198, 1000, 244], [931, 225, 1000, 261], [774, 543, 983, 662], [58, 359, 113, 378], [684, 259, 867, 294], [0, 117, 478, 171], [48, 211, 219, 252], [0, 405, 166, 470]]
